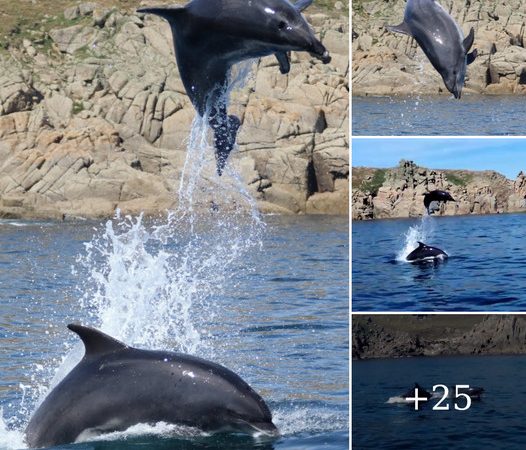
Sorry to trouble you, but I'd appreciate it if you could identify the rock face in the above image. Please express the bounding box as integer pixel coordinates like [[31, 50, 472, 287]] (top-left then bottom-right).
[[353, 0, 526, 96], [353, 315, 526, 359], [352, 160, 526, 220], [0, 4, 349, 219]]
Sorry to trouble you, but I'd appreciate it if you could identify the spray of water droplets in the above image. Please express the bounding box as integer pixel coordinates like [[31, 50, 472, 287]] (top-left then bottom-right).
[[0, 61, 265, 447], [397, 215, 436, 261]]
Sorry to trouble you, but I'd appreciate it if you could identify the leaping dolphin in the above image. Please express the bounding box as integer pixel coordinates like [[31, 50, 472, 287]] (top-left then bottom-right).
[[387, 0, 477, 98], [406, 241, 448, 262], [25, 324, 278, 448], [423, 189, 456, 214], [138, 0, 331, 175]]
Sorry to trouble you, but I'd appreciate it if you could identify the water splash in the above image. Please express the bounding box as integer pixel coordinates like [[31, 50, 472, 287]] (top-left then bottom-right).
[[272, 403, 348, 435], [0, 60, 264, 447], [397, 215, 436, 261]]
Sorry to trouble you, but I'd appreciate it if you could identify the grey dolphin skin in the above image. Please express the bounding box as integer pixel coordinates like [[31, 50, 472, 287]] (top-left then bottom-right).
[[25, 324, 278, 448], [423, 189, 456, 214], [406, 241, 448, 262], [138, 0, 331, 175], [387, 0, 477, 98]]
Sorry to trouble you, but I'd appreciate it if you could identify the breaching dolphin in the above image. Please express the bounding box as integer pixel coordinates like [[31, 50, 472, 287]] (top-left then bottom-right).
[[387, 0, 477, 98], [137, 0, 331, 175], [25, 324, 278, 448], [406, 241, 448, 262], [423, 189, 456, 214]]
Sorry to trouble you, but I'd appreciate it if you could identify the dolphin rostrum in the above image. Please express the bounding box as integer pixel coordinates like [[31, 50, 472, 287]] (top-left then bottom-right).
[[25, 324, 278, 448], [387, 0, 477, 98], [406, 241, 448, 262], [138, 0, 331, 175]]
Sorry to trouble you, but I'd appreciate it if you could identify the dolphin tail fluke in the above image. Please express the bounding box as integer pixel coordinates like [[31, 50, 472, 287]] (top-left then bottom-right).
[[212, 114, 241, 176], [467, 49, 478, 65], [386, 21, 412, 37], [294, 0, 313, 11]]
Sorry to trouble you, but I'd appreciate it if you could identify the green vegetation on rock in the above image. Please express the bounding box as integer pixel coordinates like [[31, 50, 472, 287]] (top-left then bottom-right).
[[360, 168, 386, 195]]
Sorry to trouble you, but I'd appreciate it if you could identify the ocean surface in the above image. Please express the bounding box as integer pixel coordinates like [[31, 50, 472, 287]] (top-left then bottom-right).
[[352, 96, 526, 136], [353, 354, 526, 449], [352, 213, 526, 311], [0, 215, 349, 450]]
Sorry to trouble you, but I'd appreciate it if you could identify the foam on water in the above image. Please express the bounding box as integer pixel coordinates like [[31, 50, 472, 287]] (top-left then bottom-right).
[[76, 422, 204, 443], [272, 404, 348, 436], [397, 215, 436, 261], [0, 61, 265, 447]]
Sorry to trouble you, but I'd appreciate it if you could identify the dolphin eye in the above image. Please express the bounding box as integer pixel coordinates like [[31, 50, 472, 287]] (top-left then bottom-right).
[[278, 21, 287, 30]]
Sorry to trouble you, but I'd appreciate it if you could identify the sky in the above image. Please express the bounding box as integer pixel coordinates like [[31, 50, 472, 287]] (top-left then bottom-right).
[[352, 138, 526, 179]]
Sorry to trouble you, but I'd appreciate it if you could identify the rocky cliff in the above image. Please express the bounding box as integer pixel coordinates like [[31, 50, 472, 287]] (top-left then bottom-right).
[[0, 1, 349, 220], [352, 160, 526, 219], [353, 315, 526, 359], [353, 0, 526, 96]]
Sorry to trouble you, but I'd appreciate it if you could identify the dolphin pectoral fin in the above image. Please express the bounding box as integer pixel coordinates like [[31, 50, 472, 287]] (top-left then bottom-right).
[[386, 21, 412, 37], [294, 0, 313, 11], [275, 52, 290, 74], [68, 324, 128, 357], [467, 49, 478, 65], [463, 27, 475, 52], [212, 114, 241, 176]]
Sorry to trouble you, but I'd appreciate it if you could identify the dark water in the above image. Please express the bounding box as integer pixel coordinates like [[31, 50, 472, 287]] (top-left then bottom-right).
[[352, 213, 526, 311], [353, 354, 526, 449], [352, 96, 526, 136], [0, 215, 349, 449]]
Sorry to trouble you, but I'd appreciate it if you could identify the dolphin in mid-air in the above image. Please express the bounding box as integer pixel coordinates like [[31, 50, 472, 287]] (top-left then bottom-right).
[[406, 241, 448, 262], [423, 189, 456, 214], [138, 0, 331, 175], [387, 0, 477, 98], [25, 324, 278, 448]]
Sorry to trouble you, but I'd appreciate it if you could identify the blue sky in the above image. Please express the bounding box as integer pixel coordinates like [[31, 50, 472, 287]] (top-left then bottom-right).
[[352, 138, 526, 179]]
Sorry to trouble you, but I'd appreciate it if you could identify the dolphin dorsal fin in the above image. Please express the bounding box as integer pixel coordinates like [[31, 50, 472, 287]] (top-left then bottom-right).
[[295, 0, 313, 11], [137, 6, 186, 22], [463, 28, 475, 52], [68, 324, 128, 357], [386, 21, 412, 37], [417, 241, 425, 247]]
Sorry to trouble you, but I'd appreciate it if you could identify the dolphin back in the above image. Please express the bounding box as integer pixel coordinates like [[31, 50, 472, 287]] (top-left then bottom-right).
[[25, 325, 277, 447]]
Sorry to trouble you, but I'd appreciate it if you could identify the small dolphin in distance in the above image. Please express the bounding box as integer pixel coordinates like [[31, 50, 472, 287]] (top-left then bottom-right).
[[450, 386, 485, 400], [423, 189, 456, 214], [401, 383, 433, 401], [387, 0, 477, 98], [138, 0, 331, 175], [25, 324, 278, 448], [406, 241, 448, 262]]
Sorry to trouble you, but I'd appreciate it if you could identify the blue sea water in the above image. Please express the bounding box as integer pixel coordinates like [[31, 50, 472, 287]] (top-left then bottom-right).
[[353, 354, 526, 449], [0, 215, 349, 449], [352, 96, 526, 136], [352, 213, 526, 311]]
